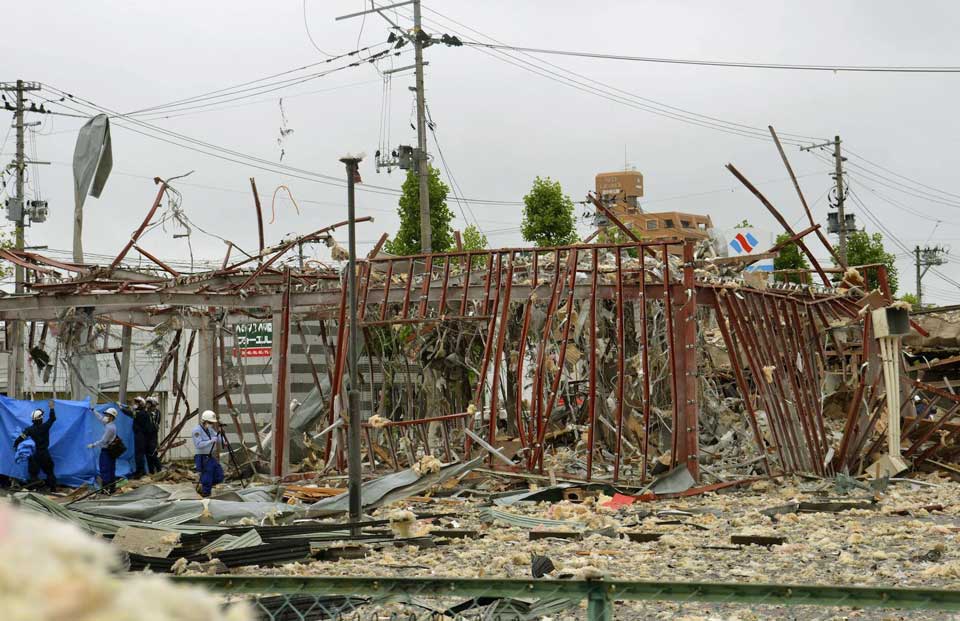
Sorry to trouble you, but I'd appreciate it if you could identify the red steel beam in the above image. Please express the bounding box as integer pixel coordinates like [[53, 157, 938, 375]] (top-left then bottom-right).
[[133, 244, 180, 277], [726, 163, 832, 287], [249, 177, 265, 256], [110, 178, 167, 271], [613, 248, 626, 481], [272, 268, 292, 475]]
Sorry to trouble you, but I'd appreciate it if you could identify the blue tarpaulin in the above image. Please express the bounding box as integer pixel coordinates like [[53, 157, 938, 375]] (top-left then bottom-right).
[[0, 397, 136, 487]]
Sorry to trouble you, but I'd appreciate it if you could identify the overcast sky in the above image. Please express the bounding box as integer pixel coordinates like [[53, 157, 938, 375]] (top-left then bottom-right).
[[4, 1, 960, 303]]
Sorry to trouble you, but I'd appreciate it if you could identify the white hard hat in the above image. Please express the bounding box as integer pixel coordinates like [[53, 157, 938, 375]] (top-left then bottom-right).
[[201, 410, 217, 423], [914, 395, 922, 402], [146, 396, 159, 405], [31, 409, 43, 421], [104, 407, 118, 418]]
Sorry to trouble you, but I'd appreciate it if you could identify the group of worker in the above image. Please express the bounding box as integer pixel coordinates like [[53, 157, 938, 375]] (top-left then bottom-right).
[[10, 398, 226, 497]]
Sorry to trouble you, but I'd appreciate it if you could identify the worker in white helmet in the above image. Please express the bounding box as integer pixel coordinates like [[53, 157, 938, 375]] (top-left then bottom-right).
[[88, 407, 124, 494], [192, 410, 224, 497], [13, 400, 57, 491]]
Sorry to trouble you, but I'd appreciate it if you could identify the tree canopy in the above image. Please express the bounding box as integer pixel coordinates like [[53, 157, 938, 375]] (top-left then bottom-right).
[[461, 224, 488, 250], [385, 166, 454, 255], [773, 232, 810, 283], [521, 176, 578, 247], [843, 230, 899, 295]]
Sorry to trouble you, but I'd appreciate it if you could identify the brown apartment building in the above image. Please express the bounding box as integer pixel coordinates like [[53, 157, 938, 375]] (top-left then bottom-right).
[[595, 170, 712, 242]]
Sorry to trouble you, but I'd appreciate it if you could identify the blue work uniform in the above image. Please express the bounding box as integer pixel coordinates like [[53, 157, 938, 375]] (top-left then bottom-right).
[[192, 423, 224, 497], [13, 408, 56, 489], [92, 411, 118, 492], [121, 405, 152, 477], [144, 406, 162, 473]]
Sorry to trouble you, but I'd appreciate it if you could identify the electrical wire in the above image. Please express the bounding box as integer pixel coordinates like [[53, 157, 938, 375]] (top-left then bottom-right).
[[849, 187, 960, 293], [303, 0, 333, 57], [41, 85, 526, 207], [123, 45, 396, 117], [134, 80, 382, 122], [845, 147, 960, 201], [414, 3, 825, 145], [460, 41, 960, 73], [425, 103, 482, 232]]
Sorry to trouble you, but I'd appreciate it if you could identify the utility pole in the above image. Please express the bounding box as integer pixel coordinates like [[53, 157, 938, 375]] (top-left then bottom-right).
[[337, 0, 433, 252], [1, 80, 41, 399], [802, 134, 852, 266], [914, 245, 948, 308], [833, 136, 847, 265], [340, 154, 363, 531], [412, 0, 431, 253]]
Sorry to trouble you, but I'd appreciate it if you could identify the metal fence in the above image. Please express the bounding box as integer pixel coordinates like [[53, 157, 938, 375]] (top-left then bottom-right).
[[172, 576, 960, 620]]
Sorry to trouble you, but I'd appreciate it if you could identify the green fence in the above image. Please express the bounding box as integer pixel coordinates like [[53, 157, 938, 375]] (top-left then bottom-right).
[[172, 575, 960, 620]]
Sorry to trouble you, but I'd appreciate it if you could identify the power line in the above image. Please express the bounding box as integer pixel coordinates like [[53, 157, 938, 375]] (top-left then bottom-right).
[[847, 177, 960, 226], [41, 85, 527, 208], [425, 103, 482, 232], [415, 3, 825, 145], [849, 187, 960, 293], [460, 42, 960, 73], [124, 44, 396, 118], [302, 0, 334, 57], [844, 147, 960, 201]]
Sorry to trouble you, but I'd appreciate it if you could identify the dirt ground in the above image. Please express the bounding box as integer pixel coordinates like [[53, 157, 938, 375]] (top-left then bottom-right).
[[235, 472, 960, 620]]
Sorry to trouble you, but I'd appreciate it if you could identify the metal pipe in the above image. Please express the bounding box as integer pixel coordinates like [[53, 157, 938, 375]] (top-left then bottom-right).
[[340, 155, 364, 530], [585, 247, 599, 480], [249, 178, 265, 257]]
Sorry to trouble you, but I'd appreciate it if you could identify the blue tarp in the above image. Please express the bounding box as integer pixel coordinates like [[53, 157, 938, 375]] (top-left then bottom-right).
[[0, 397, 136, 487]]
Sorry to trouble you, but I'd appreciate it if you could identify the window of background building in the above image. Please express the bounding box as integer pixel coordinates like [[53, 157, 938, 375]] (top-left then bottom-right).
[[664, 219, 674, 228], [646, 220, 658, 230], [681, 220, 691, 228]]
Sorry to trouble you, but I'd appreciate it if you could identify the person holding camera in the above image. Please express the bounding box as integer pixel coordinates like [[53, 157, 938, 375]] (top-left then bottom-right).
[[192, 410, 224, 497]]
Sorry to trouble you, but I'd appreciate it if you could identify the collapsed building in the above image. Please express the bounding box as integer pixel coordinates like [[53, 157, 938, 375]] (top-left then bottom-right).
[[3, 145, 960, 620], [0, 155, 956, 493]]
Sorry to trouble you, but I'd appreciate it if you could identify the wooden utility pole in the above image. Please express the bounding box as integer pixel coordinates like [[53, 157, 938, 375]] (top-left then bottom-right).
[[412, 0, 431, 253], [914, 245, 948, 308], [801, 134, 849, 267], [1, 80, 40, 398], [336, 0, 432, 252], [833, 136, 848, 266]]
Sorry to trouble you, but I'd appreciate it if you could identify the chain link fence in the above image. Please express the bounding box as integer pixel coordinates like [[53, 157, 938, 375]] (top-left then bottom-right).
[[171, 576, 960, 620]]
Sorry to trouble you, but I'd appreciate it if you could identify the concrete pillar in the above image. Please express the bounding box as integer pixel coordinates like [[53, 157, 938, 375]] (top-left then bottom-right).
[[198, 325, 216, 414]]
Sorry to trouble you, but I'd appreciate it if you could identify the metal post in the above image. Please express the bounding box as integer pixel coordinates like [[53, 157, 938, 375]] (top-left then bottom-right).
[[413, 0, 431, 252], [340, 155, 364, 529], [586, 583, 613, 621], [118, 325, 132, 405], [249, 177, 265, 258]]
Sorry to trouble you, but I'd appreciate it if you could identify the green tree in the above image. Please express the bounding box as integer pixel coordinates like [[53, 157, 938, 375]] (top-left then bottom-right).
[[385, 166, 453, 255], [843, 230, 899, 295], [734, 219, 752, 229], [899, 292, 919, 309], [521, 176, 578, 247], [461, 224, 488, 250], [597, 224, 643, 257], [773, 232, 810, 283]]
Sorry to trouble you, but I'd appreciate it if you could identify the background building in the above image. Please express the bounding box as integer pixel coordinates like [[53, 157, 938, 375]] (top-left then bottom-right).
[[595, 170, 713, 243]]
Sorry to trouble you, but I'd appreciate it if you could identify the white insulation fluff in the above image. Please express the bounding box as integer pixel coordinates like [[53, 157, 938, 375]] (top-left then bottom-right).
[[0, 503, 251, 621]]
